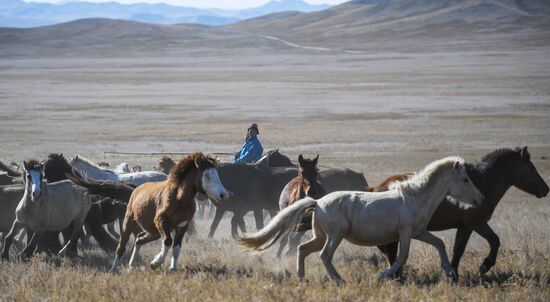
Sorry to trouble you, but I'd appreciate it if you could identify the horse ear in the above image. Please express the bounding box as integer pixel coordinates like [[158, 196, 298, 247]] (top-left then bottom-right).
[[520, 146, 530, 160], [298, 154, 304, 165], [313, 154, 319, 166], [453, 161, 461, 171]]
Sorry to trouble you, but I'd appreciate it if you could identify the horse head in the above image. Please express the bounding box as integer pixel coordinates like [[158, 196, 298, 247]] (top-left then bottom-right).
[[297, 154, 321, 197], [511, 146, 549, 198], [23, 159, 45, 201]]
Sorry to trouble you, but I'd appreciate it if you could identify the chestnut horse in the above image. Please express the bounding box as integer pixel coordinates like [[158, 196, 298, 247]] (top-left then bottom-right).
[[276, 154, 325, 257], [377, 147, 549, 278], [109, 152, 231, 273]]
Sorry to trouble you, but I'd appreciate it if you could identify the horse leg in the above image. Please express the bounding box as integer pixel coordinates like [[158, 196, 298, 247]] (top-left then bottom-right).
[[208, 208, 224, 238], [20, 231, 42, 260], [128, 231, 160, 270], [59, 216, 87, 258], [297, 214, 326, 280], [109, 214, 138, 274], [286, 231, 306, 257], [238, 217, 247, 233], [106, 222, 120, 240], [379, 227, 411, 280], [150, 218, 172, 270], [473, 222, 500, 275], [450, 227, 473, 277], [320, 232, 346, 284], [253, 209, 264, 230], [169, 222, 190, 272], [415, 231, 455, 279], [377, 242, 399, 268], [231, 213, 245, 238], [2, 220, 23, 261]]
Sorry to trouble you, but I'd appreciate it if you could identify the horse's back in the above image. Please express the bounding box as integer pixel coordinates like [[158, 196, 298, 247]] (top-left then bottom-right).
[[22, 181, 91, 231], [320, 168, 368, 193], [315, 190, 404, 246], [119, 171, 167, 186]]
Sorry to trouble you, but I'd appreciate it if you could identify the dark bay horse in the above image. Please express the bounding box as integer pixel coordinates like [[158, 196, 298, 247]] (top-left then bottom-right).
[[276, 154, 325, 257], [207, 151, 368, 238], [43, 153, 123, 253], [378, 147, 549, 278], [108, 152, 230, 273]]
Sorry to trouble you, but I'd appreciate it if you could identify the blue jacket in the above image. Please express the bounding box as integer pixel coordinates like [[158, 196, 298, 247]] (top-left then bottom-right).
[[234, 137, 263, 164]]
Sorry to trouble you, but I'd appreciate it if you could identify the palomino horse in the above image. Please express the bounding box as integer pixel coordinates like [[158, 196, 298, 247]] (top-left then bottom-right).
[[109, 152, 230, 273], [70, 155, 166, 186], [1, 160, 92, 260], [276, 154, 325, 257], [238, 156, 484, 283], [378, 147, 549, 277]]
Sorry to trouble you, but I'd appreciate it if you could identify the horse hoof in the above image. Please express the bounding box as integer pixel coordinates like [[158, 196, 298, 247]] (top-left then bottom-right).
[[108, 268, 119, 274], [150, 261, 162, 270], [479, 264, 488, 275], [168, 268, 177, 274]]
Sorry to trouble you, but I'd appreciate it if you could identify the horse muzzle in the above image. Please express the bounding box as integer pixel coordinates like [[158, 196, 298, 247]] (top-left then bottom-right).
[[214, 191, 232, 203]]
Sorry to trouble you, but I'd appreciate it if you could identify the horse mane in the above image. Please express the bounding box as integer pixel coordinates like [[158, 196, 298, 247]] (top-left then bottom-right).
[[24, 159, 42, 170], [389, 156, 464, 195], [476, 148, 521, 173], [169, 152, 218, 184]]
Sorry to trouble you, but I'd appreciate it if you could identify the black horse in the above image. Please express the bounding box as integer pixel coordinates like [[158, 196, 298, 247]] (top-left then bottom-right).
[[379, 147, 549, 278]]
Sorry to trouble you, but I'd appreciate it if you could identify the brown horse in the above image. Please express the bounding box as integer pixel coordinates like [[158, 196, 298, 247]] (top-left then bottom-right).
[[276, 155, 326, 257], [109, 152, 231, 273], [377, 147, 549, 278]]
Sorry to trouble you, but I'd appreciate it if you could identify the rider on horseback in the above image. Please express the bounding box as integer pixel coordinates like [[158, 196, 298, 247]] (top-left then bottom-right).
[[234, 123, 263, 164]]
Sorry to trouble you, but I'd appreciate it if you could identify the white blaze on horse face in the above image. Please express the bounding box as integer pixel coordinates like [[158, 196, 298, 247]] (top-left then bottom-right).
[[29, 170, 42, 200], [448, 163, 484, 207], [202, 168, 230, 202]]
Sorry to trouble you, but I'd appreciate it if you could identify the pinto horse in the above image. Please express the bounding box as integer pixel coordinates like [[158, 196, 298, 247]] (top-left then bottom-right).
[[276, 154, 325, 257], [378, 147, 549, 277], [108, 152, 231, 273], [239, 156, 484, 283]]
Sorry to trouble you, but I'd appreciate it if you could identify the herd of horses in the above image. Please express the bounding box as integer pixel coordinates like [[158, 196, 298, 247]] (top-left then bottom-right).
[[0, 146, 548, 283]]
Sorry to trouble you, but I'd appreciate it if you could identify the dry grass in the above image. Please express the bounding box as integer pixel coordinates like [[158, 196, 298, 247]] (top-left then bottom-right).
[[1, 195, 549, 302]]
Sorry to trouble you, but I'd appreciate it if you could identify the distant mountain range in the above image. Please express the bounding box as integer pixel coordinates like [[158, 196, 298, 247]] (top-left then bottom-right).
[[2, 0, 549, 58], [0, 0, 331, 28]]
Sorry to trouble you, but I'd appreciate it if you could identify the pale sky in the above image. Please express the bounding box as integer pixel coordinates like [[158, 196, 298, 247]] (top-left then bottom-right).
[[24, 0, 349, 10]]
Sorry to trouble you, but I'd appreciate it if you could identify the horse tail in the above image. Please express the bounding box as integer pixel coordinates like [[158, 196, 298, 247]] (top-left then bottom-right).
[[66, 169, 135, 204], [237, 197, 317, 252]]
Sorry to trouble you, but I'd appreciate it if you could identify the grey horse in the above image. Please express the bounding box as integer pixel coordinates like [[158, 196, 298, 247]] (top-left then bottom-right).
[[1, 160, 92, 260]]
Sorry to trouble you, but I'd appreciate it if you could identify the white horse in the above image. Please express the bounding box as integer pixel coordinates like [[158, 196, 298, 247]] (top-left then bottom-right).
[[70, 155, 166, 186], [113, 163, 132, 174], [1, 160, 92, 260], [238, 156, 484, 283]]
